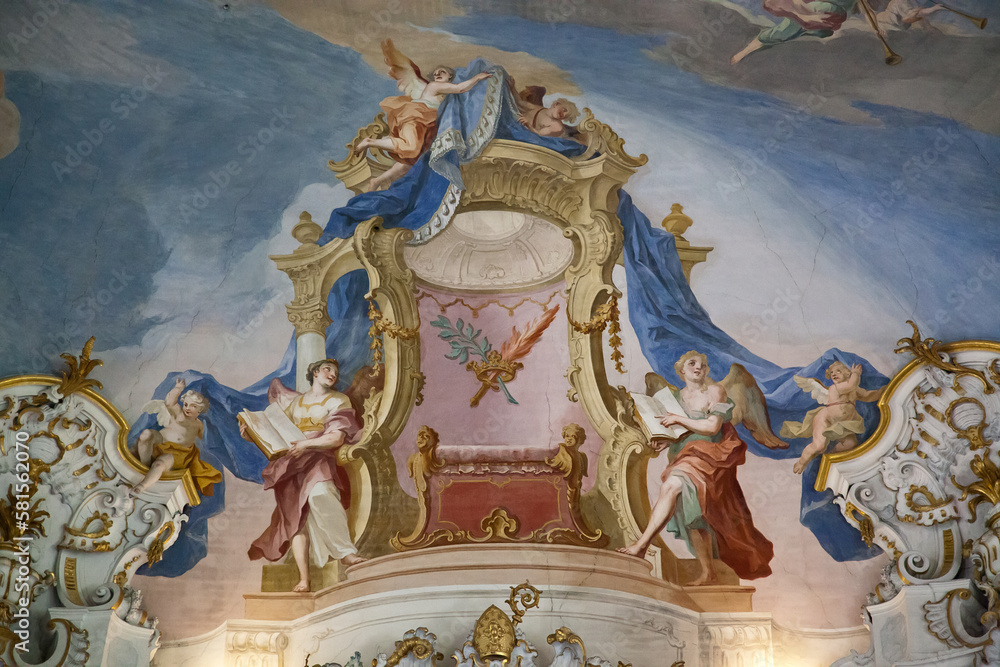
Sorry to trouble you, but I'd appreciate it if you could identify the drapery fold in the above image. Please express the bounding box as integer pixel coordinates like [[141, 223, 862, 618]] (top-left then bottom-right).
[[143, 62, 881, 576]]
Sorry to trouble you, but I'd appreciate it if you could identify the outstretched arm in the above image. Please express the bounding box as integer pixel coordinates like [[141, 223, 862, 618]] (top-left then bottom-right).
[[832, 364, 864, 395], [428, 71, 491, 96], [164, 378, 185, 419]]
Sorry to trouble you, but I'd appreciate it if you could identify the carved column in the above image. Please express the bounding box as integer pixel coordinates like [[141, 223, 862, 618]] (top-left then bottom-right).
[[275, 213, 333, 392]]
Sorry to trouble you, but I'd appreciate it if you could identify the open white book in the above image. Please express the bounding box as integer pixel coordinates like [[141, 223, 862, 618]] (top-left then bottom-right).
[[631, 386, 690, 443], [238, 402, 305, 460]]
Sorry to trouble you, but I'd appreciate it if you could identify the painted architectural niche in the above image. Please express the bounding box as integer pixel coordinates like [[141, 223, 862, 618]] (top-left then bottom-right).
[[5, 99, 1000, 667]]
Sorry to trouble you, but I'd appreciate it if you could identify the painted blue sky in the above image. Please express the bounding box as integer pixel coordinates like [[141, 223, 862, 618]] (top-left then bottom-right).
[[0, 0, 997, 396]]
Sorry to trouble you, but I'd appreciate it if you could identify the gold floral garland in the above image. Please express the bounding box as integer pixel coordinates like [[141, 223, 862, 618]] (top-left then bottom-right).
[[367, 299, 420, 373], [566, 296, 625, 373]]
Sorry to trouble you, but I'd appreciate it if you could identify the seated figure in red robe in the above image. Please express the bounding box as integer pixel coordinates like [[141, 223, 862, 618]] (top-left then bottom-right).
[[619, 351, 774, 586]]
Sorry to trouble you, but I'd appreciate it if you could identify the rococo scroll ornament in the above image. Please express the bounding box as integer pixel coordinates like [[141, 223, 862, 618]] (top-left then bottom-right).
[[821, 324, 1000, 666]]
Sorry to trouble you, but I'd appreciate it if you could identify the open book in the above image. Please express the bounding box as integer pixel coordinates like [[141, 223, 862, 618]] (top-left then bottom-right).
[[631, 387, 690, 443], [238, 402, 305, 460]]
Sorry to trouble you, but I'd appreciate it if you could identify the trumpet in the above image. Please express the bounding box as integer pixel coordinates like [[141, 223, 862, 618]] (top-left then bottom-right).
[[929, 0, 987, 29], [857, 0, 903, 65]]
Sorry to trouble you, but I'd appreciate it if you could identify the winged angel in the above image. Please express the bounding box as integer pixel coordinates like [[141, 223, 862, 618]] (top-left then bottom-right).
[[131, 378, 221, 498], [354, 39, 492, 191], [621, 352, 786, 585], [780, 360, 884, 474]]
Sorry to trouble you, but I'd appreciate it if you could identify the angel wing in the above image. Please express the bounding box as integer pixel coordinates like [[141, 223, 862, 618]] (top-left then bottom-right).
[[793, 375, 828, 404], [381, 39, 427, 99], [644, 372, 676, 397], [343, 364, 386, 422], [518, 85, 547, 108], [141, 399, 172, 428], [719, 364, 789, 450]]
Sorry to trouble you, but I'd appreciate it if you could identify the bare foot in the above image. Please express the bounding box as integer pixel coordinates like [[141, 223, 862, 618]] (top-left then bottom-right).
[[731, 38, 763, 65], [616, 543, 648, 558], [792, 457, 808, 474], [340, 553, 367, 567], [127, 484, 143, 497], [688, 569, 719, 586], [292, 579, 310, 593]]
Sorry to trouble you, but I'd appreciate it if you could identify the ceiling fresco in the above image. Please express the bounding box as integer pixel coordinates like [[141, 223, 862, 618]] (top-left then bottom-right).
[[0, 0, 997, 657]]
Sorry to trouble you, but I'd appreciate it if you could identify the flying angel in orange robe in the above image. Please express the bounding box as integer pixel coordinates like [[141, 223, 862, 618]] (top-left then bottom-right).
[[355, 40, 492, 191]]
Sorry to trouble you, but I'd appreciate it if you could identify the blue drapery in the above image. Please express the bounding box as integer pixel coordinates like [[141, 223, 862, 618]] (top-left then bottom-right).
[[132, 271, 372, 576], [144, 61, 882, 576], [618, 193, 885, 560]]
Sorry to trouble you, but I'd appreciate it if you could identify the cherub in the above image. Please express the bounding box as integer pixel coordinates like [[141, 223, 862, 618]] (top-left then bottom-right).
[[131, 378, 221, 497], [354, 39, 492, 191], [514, 85, 580, 138], [781, 360, 884, 474]]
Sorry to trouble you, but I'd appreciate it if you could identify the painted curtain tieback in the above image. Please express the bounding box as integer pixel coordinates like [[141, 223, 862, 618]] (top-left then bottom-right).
[[431, 306, 559, 407]]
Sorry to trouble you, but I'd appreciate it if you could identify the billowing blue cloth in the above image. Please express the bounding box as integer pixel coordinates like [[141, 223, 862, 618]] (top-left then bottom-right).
[[619, 193, 885, 560], [321, 62, 583, 243], [134, 271, 371, 576], [146, 62, 883, 575]]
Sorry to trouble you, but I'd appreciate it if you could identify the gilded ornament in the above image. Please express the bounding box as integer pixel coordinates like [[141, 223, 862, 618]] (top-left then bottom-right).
[[479, 508, 521, 540], [63, 511, 112, 539], [146, 523, 175, 566], [506, 581, 541, 627], [467, 351, 523, 407], [575, 108, 648, 167], [382, 636, 438, 667], [0, 485, 48, 544], [472, 605, 516, 661], [547, 627, 587, 663], [567, 295, 625, 373], [367, 298, 420, 375], [55, 336, 104, 398], [953, 451, 1000, 524], [895, 321, 993, 394], [845, 503, 875, 547], [63, 557, 84, 606], [946, 397, 992, 450]]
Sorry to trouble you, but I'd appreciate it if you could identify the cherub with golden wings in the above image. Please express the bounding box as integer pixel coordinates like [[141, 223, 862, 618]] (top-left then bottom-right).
[[354, 39, 492, 191]]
